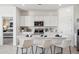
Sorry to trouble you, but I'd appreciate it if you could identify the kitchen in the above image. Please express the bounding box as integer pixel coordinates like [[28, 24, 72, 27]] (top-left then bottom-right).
[[0, 4, 79, 54]]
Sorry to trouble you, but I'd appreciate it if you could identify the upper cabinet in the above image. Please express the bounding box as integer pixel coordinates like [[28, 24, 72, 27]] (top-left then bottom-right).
[[20, 16, 34, 26], [44, 16, 58, 26], [20, 16, 58, 26], [58, 6, 74, 39], [20, 16, 25, 26], [25, 16, 32, 26]]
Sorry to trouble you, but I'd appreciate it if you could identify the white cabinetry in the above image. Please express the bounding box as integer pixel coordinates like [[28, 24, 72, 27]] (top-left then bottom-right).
[[58, 6, 74, 46], [20, 16, 58, 26], [34, 16, 44, 21], [20, 16, 25, 26], [20, 16, 34, 26], [25, 16, 34, 26], [44, 16, 58, 26]]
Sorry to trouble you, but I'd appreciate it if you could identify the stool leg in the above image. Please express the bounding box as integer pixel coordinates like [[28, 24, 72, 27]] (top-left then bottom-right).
[[50, 46, 52, 54], [42, 48, 45, 54], [21, 48, 23, 54], [41, 48, 44, 54], [26, 48, 28, 54], [43, 48, 45, 54], [54, 46, 56, 54], [32, 46, 34, 54], [16, 47, 18, 54], [35, 46, 37, 54], [61, 48, 63, 54], [69, 46, 71, 54]]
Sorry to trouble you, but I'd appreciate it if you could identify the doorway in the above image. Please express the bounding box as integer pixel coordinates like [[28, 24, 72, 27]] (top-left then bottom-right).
[[3, 17, 13, 45]]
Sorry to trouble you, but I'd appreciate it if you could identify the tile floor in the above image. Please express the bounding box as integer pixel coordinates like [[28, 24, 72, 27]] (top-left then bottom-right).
[[0, 45, 79, 54]]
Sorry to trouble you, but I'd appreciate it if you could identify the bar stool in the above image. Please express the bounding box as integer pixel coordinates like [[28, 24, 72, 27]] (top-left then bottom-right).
[[16, 39, 33, 54], [53, 39, 72, 54], [35, 40, 52, 54]]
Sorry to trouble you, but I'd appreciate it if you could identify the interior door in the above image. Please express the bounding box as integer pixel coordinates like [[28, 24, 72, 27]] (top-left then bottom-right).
[[3, 17, 13, 45]]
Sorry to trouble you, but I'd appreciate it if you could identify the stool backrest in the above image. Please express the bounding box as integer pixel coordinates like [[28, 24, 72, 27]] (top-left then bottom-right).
[[43, 40, 52, 48], [62, 39, 71, 48], [23, 40, 32, 48]]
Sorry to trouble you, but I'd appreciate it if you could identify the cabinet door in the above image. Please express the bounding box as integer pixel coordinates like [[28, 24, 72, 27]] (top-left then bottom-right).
[[25, 16, 34, 26], [25, 16, 29, 26], [20, 16, 25, 26], [51, 16, 58, 26], [34, 16, 44, 21], [0, 17, 3, 46], [44, 16, 58, 26]]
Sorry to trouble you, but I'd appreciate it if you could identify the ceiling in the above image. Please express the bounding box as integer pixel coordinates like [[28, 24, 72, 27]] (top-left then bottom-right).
[[13, 4, 74, 11], [14, 4, 59, 11]]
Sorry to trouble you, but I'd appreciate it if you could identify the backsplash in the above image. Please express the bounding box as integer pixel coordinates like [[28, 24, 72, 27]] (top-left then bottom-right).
[[20, 26, 57, 35]]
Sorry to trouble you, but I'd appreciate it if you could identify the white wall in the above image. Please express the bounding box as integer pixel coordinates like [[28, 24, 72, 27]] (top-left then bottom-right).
[[0, 17, 3, 46], [58, 6, 75, 46], [16, 8, 21, 33], [20, 10, 58, 16], [0, 5, 16, 17], [20, 10, 28, 16], [28, 10, 58, 16], [0, 5, 16, 46], [74, 5, 79, 46], [74, 5, 79, 30]]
